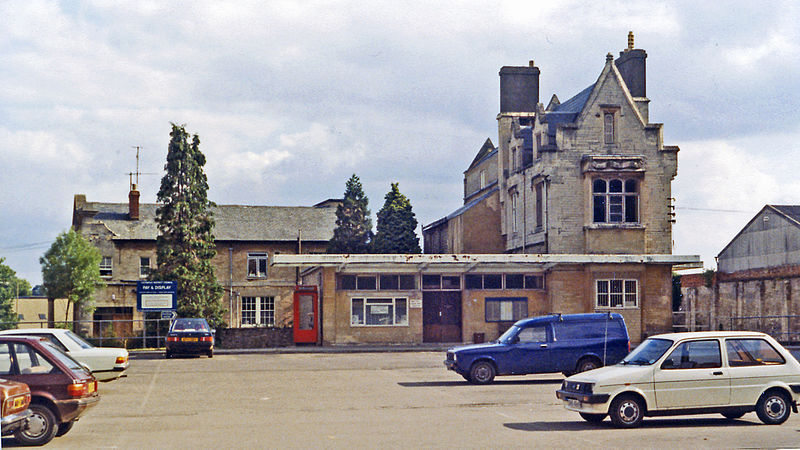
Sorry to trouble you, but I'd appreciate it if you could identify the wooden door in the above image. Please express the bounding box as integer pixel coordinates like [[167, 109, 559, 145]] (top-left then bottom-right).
[[423, 291, 462, 342]]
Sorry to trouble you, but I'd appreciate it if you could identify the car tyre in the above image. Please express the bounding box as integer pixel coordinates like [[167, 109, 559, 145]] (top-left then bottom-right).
[[165, 350, 172, 359], [14, 403, 58, 446], [579, 413, 606, 424], [609, 395, 644, 428], [469, 361, 496, 384], [721, 411, 745, 420], [55, 420, 75, 437], [576, 357, 601, 373], [207, 349, 214, 358], [756, 390, 791, 425]]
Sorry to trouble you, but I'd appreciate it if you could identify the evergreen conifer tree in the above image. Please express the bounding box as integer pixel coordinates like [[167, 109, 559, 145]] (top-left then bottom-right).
[[153, 124, 225, 327], [372, 182, 421, 254], [328, 174, 373, 253]]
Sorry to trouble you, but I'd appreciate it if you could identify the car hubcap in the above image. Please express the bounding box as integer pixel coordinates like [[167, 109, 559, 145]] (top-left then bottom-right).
[[619, 401, 639, 423], [765, 397, 785, 419], [476, 365, 490, 380], [25, 412, 47, 437]]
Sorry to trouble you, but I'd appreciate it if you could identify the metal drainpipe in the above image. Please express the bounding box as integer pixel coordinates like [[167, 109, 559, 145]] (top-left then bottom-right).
[[522, 172, 527, 253], [229, 247, 234, 326]]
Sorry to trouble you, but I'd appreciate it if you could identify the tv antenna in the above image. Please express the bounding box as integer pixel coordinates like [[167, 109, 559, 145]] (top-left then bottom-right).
[[127, 146, 157, 189]]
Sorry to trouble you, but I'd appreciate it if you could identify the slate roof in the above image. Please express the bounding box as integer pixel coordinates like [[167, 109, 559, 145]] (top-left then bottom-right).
[[467, 138, 496, 170], [79, 201, 338, 242], [423, 185, 499, 231], [541, 83, 595, 142]]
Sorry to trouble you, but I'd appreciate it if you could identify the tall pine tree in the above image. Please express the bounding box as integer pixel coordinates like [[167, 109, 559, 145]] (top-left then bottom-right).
[[153, 124, 225, 327], [372, 182, 421, 254], [328, 174, 373, 253]]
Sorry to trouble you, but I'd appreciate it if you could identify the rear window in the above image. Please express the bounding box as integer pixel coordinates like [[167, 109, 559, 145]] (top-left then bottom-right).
[[726, 338, 785, 366], [41, 341, 88, 375]]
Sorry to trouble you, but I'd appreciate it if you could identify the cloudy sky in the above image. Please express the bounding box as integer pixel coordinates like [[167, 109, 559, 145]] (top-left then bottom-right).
[[1, 1, 799, 285]]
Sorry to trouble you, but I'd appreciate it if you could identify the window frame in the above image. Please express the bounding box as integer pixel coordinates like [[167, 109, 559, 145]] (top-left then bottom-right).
[[592, 177, 639, 224], [99, 256, 113, 278], [240, 296, 275, 327], [247, 253, 269, 279], [350, 297, 409, 327], [603, 112, 615, 144], [596, 279, 638, 308], [139, 257, 151, 278], [485, 297, 528, 322]]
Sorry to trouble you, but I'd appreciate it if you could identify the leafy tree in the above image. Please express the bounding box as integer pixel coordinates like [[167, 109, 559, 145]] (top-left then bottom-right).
[[328, 174, 373, 254], [152, 124, 225, 328], [39, 228, 103, 328], [371, 182, 421, 254], [0, 258, 31, 329]]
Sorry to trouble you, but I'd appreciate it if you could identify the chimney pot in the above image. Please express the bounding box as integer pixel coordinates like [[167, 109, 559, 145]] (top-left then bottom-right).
[[628, 31, 634, 50]]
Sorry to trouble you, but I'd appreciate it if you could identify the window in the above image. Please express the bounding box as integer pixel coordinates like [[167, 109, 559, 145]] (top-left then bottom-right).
[[421, 275, 459, 290], [593, 178, 639, 223], [241, 296, 275, 327], [524, 275, 544, 289], [480, 170, 486, 189], [535, 182, 543, 229], [510, 191, 518, 232], [726, 339, 785, 366], [13, 343, 56, 374], [339, 275, 415, 291], [662, 340, 721, 369], [485, 297, 528, 322], [596, 279, 638, 308], [518, 326, 547, 343], [139, 257, 151, 278], [379, 275, 416, 290], [604, 112, 614, 144], [505, 274, 545, 290], [247, 253, 268, 278], [351, 298, 408, 326], [99, 256, 112, 277]]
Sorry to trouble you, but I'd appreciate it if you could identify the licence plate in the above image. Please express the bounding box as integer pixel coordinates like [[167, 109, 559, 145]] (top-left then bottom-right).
[[567, 399, 581, 409], [181, 337, 198, 342]]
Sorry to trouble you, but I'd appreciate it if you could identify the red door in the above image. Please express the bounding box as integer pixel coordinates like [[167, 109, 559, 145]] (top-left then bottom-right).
[[293, 286, 318, 344]]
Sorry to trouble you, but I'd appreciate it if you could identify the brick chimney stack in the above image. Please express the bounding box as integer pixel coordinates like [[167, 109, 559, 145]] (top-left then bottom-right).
[[129, 184, 140, 220], [615, 31, 647, 98]]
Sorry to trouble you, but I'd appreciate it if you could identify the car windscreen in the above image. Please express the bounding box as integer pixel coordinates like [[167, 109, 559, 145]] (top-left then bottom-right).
[[621, 338, 673, 365], [498, 325, 520, 344], [41, 341, 90, 375], [64, 330, 95, 349]]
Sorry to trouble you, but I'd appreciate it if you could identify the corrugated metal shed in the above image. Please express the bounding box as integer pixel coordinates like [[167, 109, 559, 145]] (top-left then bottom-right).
[[717, 205, 800, 273]]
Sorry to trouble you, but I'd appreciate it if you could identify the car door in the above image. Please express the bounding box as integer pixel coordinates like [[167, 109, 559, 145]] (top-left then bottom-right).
[[653, 339, 730, 408], [505, 325, 551, 374]]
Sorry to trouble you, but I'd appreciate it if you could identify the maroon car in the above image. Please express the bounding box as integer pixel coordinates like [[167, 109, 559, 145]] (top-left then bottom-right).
[[0, 336, 100, 445]]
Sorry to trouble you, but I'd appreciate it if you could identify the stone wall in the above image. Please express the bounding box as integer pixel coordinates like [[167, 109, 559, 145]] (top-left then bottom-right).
[[216, 327, 293, 349]]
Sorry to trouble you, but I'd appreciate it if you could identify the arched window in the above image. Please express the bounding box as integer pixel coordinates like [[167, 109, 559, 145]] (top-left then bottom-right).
[[593, 178, 639, 223]]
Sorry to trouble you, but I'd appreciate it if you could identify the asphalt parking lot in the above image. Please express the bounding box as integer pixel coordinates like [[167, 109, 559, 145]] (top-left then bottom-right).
[[3, 351, 800, 449]]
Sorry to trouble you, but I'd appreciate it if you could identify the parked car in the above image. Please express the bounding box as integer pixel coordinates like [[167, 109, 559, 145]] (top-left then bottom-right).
[[445, 313, 630, 384], [556, 331, 800, 427], [165, 318, 215, 358], [0, 336, 100, 445], [0, 328, 129, 381], [0, 378, 31, 436]]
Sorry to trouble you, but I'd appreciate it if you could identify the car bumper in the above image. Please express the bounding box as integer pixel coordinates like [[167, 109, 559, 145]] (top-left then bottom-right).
[[1, 409, 32, 435], [55, 393, 100, 423], [444, 360, 466, 374], [556, 389, 610, 412], [166, 341, 214, 354]]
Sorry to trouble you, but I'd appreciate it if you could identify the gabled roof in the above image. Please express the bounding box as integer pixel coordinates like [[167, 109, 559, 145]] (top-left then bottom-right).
[[76, 201, 338, 242], [423, 186, 499, 231], [540, 84, 594, 142], [467, 138, 496, 171], [716, 204, 800, 259]]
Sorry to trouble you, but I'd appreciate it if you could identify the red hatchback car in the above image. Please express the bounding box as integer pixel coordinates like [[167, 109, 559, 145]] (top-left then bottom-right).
[[0, 336, 100, 445]]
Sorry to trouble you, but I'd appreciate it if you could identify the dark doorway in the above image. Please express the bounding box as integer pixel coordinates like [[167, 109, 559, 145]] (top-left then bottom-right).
[[423, 291, 462, 342]]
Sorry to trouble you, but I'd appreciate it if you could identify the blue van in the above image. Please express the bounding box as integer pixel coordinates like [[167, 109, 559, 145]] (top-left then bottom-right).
[[444, 313, 630, 384]]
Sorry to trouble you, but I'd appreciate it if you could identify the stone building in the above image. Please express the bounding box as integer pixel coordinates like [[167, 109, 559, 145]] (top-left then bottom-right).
[[681, 205, 800, 342], [281, 34, 699, 345], [71, 187, 338, 336]]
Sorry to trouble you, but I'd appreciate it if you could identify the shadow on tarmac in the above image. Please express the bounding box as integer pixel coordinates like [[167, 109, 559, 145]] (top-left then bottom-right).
[[398, 378, 563, 387], [504, 417, 763, 432]]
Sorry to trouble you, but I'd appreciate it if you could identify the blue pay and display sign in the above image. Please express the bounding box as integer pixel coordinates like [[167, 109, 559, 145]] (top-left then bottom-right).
[[137, 281, 177, 311]]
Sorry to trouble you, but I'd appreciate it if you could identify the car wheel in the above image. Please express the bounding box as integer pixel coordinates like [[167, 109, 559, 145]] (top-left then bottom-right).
[[579, 413, 606, 424], [609, 395, 645, 428], [165, 350, 172, 359], [469, 361, 496, 384], [756, 390, 791, 425], [576, 357, 601, 373], [207, 349, 214, 358], [14, 403, 58, 446], [721, 411, 745, 420], [55, 420, 75, 437]]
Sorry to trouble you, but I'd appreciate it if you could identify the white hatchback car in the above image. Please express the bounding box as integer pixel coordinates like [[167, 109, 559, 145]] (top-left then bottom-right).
[[0, 328, 129, 382], [556, 331, 800, 427]]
